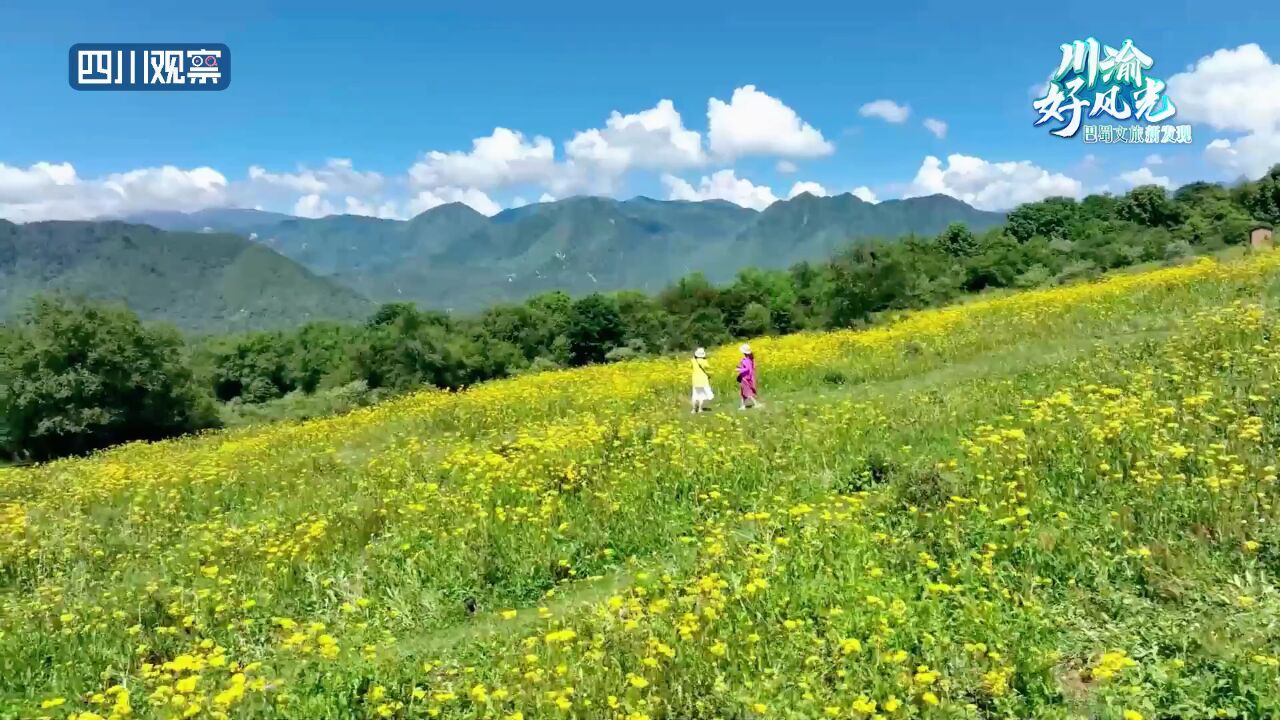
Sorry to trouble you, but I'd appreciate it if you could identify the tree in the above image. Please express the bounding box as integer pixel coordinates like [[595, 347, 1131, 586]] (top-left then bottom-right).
[[825, 242, 911, 327], [658, 272, 721, 317], [0, 296, 218, 461], [351, 322, 483, 391], [613, 291, 668, 354], [963, 232, 1026, 292], [1239, 166, 1280, 224], [209, 332, 289, 402], [738, 302, 772, 337], [1005, 197, 1080, 242], [367, 302, 421, 329], [565, 293, 625, 365], [1117, 185, 1185, 228], [669, 307, 731, 351], [938, 222, 978, 258], [284, 321, 359, 393]]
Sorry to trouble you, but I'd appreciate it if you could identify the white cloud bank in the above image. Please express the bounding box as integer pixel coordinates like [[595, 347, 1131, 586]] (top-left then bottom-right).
[[787, 181, 829, 198], [708, 85, 834, 160], [1167, 43, 1280, 179], [1, 86, 880, 221], [906, 154, 1082, 210], [662, 170, 779, 210], [0, 162, 229, 222], [1117, 166, 1171, 190]]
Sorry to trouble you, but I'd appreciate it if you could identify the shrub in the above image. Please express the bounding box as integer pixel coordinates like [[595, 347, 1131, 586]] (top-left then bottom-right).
[[0, 296, 219, 460]]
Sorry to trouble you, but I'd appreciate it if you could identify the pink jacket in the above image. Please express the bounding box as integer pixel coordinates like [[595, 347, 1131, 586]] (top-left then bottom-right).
[[736, 355, 757, 396]]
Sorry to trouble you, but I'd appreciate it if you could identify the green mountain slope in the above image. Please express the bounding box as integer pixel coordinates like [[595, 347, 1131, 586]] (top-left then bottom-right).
[[729, 192, 1007, 268], [0, 221, 373, 332], [132, 194, 1005, 311]]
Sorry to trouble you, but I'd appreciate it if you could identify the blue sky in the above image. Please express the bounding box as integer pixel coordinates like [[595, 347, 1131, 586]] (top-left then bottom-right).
[[2, 0, 1278, 221]]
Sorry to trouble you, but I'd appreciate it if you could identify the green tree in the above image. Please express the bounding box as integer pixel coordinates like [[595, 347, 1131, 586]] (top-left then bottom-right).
[[1117, 185, 1185, 228], [938, 222, 978, 258], [565, 293, 625, 365], [0, 296, 218, 460], [825, 242, 911, 327], [737, 302, 772, 336], [613, 291, 668, 354], [284, 321, 360, 393], [1005, 197, 1080, 242], [1239, 166, 1280, 224], [209, 332, 289, 402]]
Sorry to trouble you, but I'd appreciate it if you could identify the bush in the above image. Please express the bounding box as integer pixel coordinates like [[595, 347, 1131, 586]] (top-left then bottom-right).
[[604, 346, 638, 363], [220, 380, 386, 427], [0, 296, 219, 461], [1014, 264, 1054, 289]]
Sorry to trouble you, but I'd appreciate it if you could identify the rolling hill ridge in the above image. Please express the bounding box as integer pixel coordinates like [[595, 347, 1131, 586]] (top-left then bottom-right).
[[130, 192, 1005, 311]]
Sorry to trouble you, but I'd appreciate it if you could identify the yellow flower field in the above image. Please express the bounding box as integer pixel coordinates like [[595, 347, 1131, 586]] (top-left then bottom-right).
[[6, 252, 1280, 718]]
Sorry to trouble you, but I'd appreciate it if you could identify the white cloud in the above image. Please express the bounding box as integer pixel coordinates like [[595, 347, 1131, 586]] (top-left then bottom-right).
[[0, 162, 229, 222], [1117, 166, 1171, 190], [661, 170, 778, 210], [408, 128, 557, 191], [565, 99, 704, 174], [776, 160, 798, 174], [906, 154, 1082, 211], [859, 99, 911, 124], [405, 186, 502, 217], [1167, 44, 1280, 180], [787, 181, 829, 199], [851, 186, 878, 203], [707, 85, 833, 160], [1144, 153, 1163, 166], [923, 117, 948, 139], [247, 158, 384, 197], [243, 159, 396, 219], [293, 194, 336, 218], [0, 161, 78, 203], [538, 192, 556, 203], [103, 166, 229, 212], [1204, 133, 1280, 179], [343, 196, 402, 219], [1167, 43, 1280, 135]]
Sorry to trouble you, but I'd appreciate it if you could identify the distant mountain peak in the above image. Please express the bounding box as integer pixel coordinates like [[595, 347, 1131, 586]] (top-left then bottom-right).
[[115, 193, 1003, 314], [410, 201, 486, 222]]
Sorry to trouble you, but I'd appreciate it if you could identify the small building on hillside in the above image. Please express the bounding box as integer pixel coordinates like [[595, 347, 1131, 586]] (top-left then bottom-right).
[[1250, 224, 1274, 250]]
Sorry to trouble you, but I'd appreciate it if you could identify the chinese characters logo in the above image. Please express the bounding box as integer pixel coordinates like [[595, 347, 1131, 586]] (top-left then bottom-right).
[[69, 44, 230, 91], [1033, 39, 1190, 145]]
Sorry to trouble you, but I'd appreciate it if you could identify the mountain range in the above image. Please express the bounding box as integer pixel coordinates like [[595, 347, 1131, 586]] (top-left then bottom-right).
[[126, 192, 1005, 312], [1, 193, 1004, 332]]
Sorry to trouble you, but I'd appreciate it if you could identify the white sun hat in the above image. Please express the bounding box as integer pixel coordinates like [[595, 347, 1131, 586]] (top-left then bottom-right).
[[694, 347, 707, 358], [739, 343, 751, 354]]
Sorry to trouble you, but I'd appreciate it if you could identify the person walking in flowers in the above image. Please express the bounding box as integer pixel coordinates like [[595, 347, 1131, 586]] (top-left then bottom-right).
[[736, 344, 763, 410], [690, 347, 714, 413]]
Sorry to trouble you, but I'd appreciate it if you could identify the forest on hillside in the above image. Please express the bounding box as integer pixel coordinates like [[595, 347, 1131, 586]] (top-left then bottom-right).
[[2, 169, 1278, 461]]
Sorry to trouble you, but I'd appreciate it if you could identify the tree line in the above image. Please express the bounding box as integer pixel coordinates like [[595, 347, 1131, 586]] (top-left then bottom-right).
[[3, 168, 1278, 461]]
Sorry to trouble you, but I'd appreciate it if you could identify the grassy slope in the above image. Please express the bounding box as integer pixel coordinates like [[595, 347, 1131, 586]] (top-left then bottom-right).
[[4, 253, 1280, 718]]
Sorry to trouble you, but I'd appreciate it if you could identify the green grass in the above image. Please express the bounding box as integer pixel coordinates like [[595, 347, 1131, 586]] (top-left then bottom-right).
[[5, 254, 1280, 718]]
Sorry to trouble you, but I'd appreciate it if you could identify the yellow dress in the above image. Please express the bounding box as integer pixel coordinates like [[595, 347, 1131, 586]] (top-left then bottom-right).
[[691, 358, 711, 389]]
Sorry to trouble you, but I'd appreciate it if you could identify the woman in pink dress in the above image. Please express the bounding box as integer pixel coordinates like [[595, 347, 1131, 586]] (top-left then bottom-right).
[[736, 344, 763, 410]]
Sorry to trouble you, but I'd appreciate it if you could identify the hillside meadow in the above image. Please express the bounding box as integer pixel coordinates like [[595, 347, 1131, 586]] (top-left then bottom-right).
[[5, 251, 1280, 718]]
